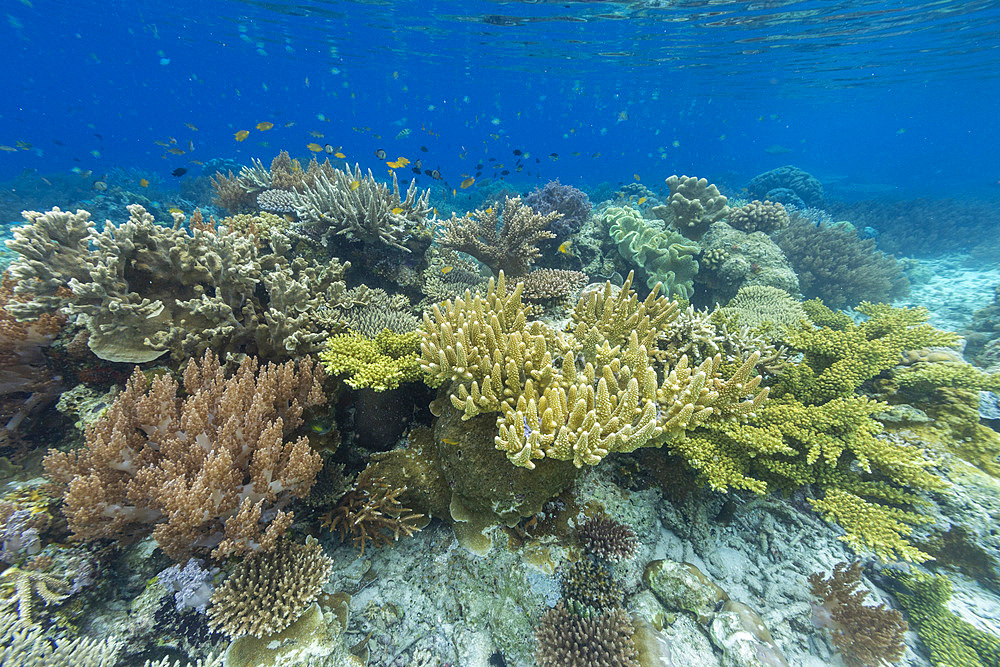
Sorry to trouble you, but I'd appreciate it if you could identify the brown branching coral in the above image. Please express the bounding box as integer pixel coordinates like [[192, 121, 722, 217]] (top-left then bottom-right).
[[439, 196, 560, 276], [321, 477, 424, 556], [210, 171, 258, 214], [809, 561, 907, 667], [43, 350, 325, 561], [207, 536, 332, 638], [535, 601, 640, 667]]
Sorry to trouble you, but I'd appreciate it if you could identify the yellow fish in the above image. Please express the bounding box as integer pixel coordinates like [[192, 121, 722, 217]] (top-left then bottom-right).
[[441, 266, 454, 275], [185, 123, 199, 131], [441, 437, 459, 445], [306, 143, 324, 152], [391, 207, 405, 215], [190, 159, 204, 165], [256, 121, 274, 131], [633, 174, 640, 181], [309, 130, 325, 138], [637, 197, 647, 205], [334, 152, 346, 159], [234, 130, 250, 142], [139, 178, 149, 187], [168, 207, 183, 214], [394, 157, 410, 166], [460, 176, 475, 189], [349, 180, 360, 190], [558, 241, 573, 255]]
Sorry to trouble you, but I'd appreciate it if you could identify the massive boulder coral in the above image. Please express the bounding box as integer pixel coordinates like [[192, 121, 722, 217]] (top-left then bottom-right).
[[746, 165, 825, 209], [696, 221, 799, 304], [43, 351, 325, 561], [4, 205, 365, 363]]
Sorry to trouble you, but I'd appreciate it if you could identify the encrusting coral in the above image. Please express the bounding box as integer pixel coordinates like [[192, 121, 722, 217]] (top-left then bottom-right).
[[206, 536, 333, 638], [43, 351, 325, 561], [439, 196, 561, 276], [809, 561, 907, 667]]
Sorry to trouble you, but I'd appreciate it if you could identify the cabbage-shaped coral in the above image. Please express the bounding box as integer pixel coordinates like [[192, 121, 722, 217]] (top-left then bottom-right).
[[606, 206, 699, 299]]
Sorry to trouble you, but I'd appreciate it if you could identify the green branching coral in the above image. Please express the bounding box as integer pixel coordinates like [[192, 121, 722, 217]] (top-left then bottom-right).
[[419, 271, 767, 470], [605, 206, 699, 299], [320, 329, 421, 391], [891, 570, 1000, 666], [779, 301, 959, 404]]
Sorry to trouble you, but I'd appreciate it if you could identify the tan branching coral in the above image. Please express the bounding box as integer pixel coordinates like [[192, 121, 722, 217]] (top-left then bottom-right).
[[321, 478, 424, 556], [0, 565, 69, 626], [0, 608, 122, 666], [210, 171, 258, 214], [517, 268, 589, 309], [420, 272, 768, 469], [207, 536, 332, 638], [439, 196, 560, 276], [44, 351, 325, 561], [293, 162, 432, 252], [809, 561, 907, 667]]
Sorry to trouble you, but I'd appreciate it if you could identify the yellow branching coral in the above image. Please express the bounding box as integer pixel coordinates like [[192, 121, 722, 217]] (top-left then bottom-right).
[[320, 329, 421, 391], [420, 271, 768, 469]]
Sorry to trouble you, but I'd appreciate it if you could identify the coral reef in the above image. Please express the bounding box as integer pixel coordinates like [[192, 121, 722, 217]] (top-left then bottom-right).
[[605, 205, 699, 299], [5, 205, 367, 363], [419, 271, 767, 470], [890, 570, 1000, 666], [746, 165, 825, 208], [725, 199, 790, 234], [650, 175, 730, 241], [206, 537, 332, 638], [577, 515, 638, 563], [439, 196, 560, 276], [775, 217, 909, 309], [44, 351, 325, 560], [320, 329, 421, 391], [524, 179, 593, 239], [696, 221, 799, 305], [809, 561, 907, 667], [320, 477, 424, 556], [0, 608, 122, 666], [535, 601, 639, 667], [719, 285, 807, 337], [292, 162, 433, 253], [516, 268, 589, 317]]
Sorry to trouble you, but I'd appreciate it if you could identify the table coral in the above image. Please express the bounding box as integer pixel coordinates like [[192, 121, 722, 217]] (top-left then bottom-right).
[[43, 351, 325, 561]]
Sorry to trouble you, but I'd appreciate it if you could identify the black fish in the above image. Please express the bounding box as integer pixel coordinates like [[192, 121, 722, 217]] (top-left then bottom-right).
[[375, 148, 387, 159], [171, 167, 188, 177], [424, 169, 433, 177], [412, 167, 422, 174], [420, 146, 429, 152], [501, 170, 509, 175], [513, 149, 522, 156]]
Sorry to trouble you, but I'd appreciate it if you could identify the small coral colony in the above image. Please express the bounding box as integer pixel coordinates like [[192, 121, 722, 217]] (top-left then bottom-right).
[[1, 152, 999, 666]]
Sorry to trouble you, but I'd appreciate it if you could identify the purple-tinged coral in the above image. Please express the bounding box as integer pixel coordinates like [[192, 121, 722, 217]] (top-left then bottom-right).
[[524, 179, 592, 239], [578, 515, 638, 563], [158, 558, 218, 614]]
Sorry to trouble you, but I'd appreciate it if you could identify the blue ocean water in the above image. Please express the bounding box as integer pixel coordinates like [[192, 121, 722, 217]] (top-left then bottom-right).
[[2, 0, 999, 200], [4, 2, 1000, 667]]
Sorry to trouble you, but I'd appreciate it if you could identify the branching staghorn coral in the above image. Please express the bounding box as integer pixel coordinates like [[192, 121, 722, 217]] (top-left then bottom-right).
[[419, 272, 768, 469], [293, 162, 432, 252], [439, 196, 560, 276], [320, 329, 421, 391], [321, 477, 424, 556], [0, 608, 122, 666], [43, 351, 325, 561]]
